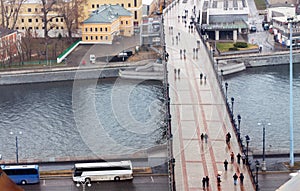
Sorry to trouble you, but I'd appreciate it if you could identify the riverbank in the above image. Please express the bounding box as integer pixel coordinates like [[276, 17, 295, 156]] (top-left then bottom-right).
[[0, 60, 156, 85]]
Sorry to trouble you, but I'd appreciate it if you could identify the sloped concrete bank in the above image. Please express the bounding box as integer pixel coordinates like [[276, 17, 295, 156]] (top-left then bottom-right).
[[216, 51, 300, 75], [0, 66, 139, 85]]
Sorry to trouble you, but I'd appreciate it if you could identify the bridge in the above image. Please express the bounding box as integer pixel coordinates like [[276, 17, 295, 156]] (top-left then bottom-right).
[[163, 0, 256, 190]]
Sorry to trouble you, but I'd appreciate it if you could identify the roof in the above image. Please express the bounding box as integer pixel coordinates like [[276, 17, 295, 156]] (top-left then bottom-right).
[[84, 4, 132, 24], [0, 27, 16, 38], [1, 165, 39, 170], [74, 161, 132, 168]]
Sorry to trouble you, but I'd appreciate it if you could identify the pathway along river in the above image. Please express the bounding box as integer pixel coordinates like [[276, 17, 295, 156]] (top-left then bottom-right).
[[224, 64, 300, 154], [0, 78, 165, 162]]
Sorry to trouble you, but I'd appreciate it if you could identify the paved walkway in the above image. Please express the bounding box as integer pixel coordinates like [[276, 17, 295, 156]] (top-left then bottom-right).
[[164, 1, 255, 191]]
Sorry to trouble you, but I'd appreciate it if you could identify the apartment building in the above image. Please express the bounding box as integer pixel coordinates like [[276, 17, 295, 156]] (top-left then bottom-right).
[[0, 28, 21, 63], [81, 4, 133, 44]]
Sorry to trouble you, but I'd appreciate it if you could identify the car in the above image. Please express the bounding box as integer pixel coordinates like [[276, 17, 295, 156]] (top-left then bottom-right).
[[250, 26, 257, 32]]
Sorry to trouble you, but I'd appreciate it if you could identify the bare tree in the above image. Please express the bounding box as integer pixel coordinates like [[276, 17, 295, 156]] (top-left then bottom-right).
[[0, 0, 26, 29], [57, 0, 87, 38]]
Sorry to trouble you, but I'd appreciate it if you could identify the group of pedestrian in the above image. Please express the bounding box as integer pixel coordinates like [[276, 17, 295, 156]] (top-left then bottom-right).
[[192, 48, 199, 59], [199, 73, 207, 83], [168, 26, 174, 35], [174, 68, 181, 78], [202, 176, 209, 189], [233, 172, 244, 185]]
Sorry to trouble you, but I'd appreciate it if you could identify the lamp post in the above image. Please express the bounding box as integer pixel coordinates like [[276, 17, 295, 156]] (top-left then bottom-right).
[[258, 122, 271, 171], [245, 135, 250, 164], [287, 16, 295, 167], [10, 131, 22, 164], [231, 97, 235, 118], [220, 69, 223, 84], [225, 82, 228, 100], [76, 181, 91, 191], [255, 160, 260, 191], [237, 114, 241, 140]]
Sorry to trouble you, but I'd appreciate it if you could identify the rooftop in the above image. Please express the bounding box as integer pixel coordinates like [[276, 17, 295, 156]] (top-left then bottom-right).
[[0, 27, 16, 38]]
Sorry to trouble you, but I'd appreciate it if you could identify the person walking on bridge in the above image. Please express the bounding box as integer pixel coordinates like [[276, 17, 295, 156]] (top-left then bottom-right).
[[224, 159, 229, 171], [233, 173, 238, 185]]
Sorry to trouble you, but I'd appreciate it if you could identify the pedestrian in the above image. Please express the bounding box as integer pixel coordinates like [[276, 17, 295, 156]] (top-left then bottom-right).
[[242, 153, 246, 164], [204, 133, 208, 143], [233, 173, 238, 185], [202, 177, 206, 188], [239, 173, 244, 185], [180, 49, 182, 58], [217, 174, 221, 186], [178, 32, 180, 40], [172, 37, 174, 45], [224, 159, 228, 171], [200, 73, 203, 80], [226, 132, 231, 144], [174, 68, 177, 78], [176, 35, 178, 45], [230, 152, 234, 163], [204, 75, 207, 83], [236, 153, 241, 164], [201, 133, 204, 142], [205, 176, 209, 187], [178, 68, 180, 78]]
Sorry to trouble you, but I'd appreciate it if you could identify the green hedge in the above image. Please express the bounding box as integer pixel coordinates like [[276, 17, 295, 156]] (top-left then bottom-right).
[[229, 47, 239, 51], [234, 42, 248, 48]]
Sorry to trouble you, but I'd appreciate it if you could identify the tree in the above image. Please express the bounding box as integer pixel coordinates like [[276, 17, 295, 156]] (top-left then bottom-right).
[[57, 0, 87, 38], [0, 0, 26, 29]]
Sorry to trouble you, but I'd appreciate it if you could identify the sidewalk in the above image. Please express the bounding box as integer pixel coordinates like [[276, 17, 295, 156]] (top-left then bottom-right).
[[164, 2, 255, 191]]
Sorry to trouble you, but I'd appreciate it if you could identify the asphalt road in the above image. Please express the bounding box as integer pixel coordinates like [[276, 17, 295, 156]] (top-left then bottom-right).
[[20, 176, 169, 191]]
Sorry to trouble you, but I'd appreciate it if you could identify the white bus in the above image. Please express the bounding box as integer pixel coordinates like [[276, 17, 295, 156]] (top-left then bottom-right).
[[72, 160, 133, 183]]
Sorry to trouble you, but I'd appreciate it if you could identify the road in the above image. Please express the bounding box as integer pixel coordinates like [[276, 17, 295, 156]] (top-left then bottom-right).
[[20, 176, 168, 191]]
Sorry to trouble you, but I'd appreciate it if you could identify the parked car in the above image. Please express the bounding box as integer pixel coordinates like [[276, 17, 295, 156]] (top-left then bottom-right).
[[250, 26, 257, 32]]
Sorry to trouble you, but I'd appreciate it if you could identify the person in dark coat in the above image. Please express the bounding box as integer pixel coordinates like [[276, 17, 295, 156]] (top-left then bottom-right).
[[236, 153, 241, 164], [233, 173, 238, 185], [205, 176, 209, 187], [202, 177, 206, 188], [224, 159, 229, 171], [239, 173, 244, 185]]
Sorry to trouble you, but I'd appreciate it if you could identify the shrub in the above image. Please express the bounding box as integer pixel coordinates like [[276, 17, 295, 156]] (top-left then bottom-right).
[[234, 42, 248, 48], [229, 47, 239, 51]]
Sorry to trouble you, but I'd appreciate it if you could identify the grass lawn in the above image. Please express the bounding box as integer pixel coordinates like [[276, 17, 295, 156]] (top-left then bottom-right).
[[216, 42, 259, 52], [254, 0, 266, 10]]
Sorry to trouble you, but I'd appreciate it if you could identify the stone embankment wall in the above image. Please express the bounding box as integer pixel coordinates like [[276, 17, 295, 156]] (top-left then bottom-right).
[[216, 51, 300, 68]]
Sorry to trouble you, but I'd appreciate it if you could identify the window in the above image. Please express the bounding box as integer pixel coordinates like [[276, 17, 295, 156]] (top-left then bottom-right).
[[121, 21, 123, 24], [128, 3, 131, 7], [97, 4, 99, 8], [91, 36, 93, 40], [95, 28, 98, 32], [28, 18, 32, 22], [121, 3, 124, 7], [85, 36, 88, 40], [21, 18, 24, 23], [36, 18, 38, 22], [29, 27, 32, 30], [95, 36, 98, 40], [134, 11, 137, 20], [42, 26, 45, 29], [61, 18, 63, 22], [56, 26, 59, 29], [35, 26, 39, 29], [105, 36, 108, 40], [134, 0, 137, 7], [35, 8, 38, 12], [61, 26, 64, 29], [100, 28, 102, 32], [100, 36, 103, 40], [16, 27, 19, 30], [50, 18, 53, 22], [92, 4, 95, 8], [41, 8, 44, 12], [28, 8, 31, 12], [126, 21, 128, 24], [85, 28, 87, 32], [56, 18, 58, 22], [105, 27, 107, 32], [90, 27, 92, 32]]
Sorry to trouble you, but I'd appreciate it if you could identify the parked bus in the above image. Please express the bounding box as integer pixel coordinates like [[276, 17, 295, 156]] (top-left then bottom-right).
[[72, 160, 133, 183], [1, 165, 40, 185]]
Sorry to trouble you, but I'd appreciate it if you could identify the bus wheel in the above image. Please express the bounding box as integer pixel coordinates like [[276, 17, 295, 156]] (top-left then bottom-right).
[[85, 178, 91, 183], [114, 176, 120, 181], [21, 180, 27, 185]]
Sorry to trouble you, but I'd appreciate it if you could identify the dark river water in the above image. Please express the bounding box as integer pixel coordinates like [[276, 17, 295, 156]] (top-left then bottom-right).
[[224, 64, 300, 153], [0, 78, 165, 162]]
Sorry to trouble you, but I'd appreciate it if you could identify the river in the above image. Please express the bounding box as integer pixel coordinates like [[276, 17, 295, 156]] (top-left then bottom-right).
[[224, 64, 300, 154], [0, 78, 165, 162]]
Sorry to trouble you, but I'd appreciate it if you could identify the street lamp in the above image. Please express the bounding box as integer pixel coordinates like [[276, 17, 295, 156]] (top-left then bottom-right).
[[245, 135, 250, 164], [255, 160, 260, 191], [258, 122, 271, 171], [237, 114, 241, 140], [10, 131, 22, 164], [231, 97, 235, 117], [225, 82, 228, 100], [76, 181, 91, 191], [220, 69, 224, 84], [287, 16, 295, 167]]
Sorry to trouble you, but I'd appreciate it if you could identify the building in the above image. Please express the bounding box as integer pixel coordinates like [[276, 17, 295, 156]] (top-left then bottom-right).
[[267, 5, 300, 47], [140, 17, 162, 46], [0, 0, 142, 38], [0, 28, 21, 63], [81, 4, 133, 44], [201, 0, 250, 41]]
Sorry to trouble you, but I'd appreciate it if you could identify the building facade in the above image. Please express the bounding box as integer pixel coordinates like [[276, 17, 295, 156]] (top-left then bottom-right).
[[81, 4, 133, 44], [0, 28, 21, 63]]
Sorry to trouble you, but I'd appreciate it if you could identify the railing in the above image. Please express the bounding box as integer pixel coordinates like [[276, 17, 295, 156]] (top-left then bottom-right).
[[195, 22, 258, 191]]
